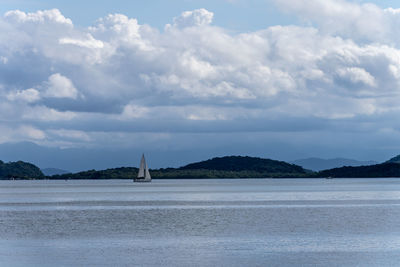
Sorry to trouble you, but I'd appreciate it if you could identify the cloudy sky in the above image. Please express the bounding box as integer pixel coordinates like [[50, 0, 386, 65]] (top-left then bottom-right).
[[1, 0, 400, 171]]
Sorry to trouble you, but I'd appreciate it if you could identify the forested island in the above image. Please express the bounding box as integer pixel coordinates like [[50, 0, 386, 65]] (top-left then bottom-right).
[[315, 156, 400, 178], [0, 160, 44, 179], [2, 155, 400, 180], [50, 156, 310, 179]]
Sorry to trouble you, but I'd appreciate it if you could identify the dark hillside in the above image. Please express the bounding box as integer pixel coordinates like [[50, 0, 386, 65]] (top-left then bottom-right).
[[0, 160, 44, 179], [180, 156, 306, 174], [387, 155, 400, 163], [51, 156, 308, 179], [317, 163, 400, 178], [51, 167, 138, 180]]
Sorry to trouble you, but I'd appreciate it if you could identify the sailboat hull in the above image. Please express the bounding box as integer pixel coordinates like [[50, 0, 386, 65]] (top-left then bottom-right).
[[134, 178, 151, 182]]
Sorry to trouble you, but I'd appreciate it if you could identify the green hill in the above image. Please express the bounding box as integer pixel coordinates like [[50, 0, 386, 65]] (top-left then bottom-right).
[[180, 156, 306, 173], [315, 154, 400, 177], [0, 160, 44, 179], [51, 156, 308, 179], [317, 162, 400, 178], [51, 167, 138, 180], [387, 155, 400, 163]]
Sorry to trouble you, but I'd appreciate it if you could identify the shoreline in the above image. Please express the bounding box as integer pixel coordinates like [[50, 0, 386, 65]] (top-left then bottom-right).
[[1, 176, 398, 181]]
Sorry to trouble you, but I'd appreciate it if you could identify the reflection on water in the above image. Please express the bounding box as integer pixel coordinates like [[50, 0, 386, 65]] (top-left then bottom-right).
[[1, 178, 400, 266]]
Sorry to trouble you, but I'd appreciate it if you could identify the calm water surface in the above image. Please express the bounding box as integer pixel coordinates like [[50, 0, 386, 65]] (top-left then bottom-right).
[[1, 178, 400, 266]]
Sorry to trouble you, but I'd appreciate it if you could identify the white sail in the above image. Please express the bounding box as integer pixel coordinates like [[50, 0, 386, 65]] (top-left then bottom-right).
[[144, 162, 151, 181], [138, 154, 145, 178], [135, 154, 151, 182]]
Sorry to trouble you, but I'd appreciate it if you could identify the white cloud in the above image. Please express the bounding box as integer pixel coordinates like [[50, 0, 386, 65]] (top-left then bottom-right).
[[89, 13, 154, 51], [48, 129, 91, 142], [59, 34, 104, 49], [1, 4, 400, 150], [18, 125, 46, 140], [120, 104, 149, 119], [172, 8, 214, 28], [4, 9, 73, 26], [272, 0, 400, 45], [0, 56, 8, 64], [44, 73, 79, 99], [22, 106, 77, 121], [337, 67, 376, 87], [7, 88, 40, 103]]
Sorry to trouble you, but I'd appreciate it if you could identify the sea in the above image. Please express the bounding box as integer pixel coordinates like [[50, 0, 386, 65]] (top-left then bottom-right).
[[1, 178, 400, 267]]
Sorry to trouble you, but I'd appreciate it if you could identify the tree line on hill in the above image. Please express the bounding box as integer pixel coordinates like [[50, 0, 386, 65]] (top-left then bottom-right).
[[0, 160, 44, 179], [315, 156, 400, 178], [2, 155, 400, 180], [49, 156, 310, 180]]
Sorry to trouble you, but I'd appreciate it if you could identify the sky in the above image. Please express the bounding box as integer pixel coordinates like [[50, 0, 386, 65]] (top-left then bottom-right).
[[1, 0, 400, 171]]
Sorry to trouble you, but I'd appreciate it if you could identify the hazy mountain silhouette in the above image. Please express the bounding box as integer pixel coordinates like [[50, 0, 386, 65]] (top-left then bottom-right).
[[291, 158, 378, 171], [0, 142, 220, 172], [41, 168, 70, 176]]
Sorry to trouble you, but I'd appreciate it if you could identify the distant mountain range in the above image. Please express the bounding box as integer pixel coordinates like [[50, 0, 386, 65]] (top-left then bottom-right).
[[41, 168, 70, 176], [291, 158, 378, 171]]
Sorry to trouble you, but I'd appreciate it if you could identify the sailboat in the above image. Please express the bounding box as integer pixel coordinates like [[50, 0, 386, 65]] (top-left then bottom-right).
[[135, 154, 152, 182]]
